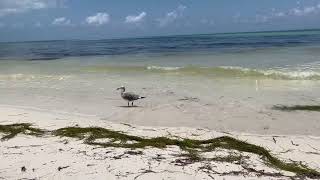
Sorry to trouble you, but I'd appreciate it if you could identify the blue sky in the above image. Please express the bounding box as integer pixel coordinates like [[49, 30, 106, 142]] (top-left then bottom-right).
[[0, 0, 320, 42]]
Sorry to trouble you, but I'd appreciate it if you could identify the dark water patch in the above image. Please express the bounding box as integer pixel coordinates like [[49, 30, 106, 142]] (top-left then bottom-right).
[[1, 30, 320, 60], [27, 57, 60, 61]]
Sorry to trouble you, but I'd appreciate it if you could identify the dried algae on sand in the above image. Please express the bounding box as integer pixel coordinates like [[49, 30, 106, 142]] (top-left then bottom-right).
[[1, 123, 320, 179]]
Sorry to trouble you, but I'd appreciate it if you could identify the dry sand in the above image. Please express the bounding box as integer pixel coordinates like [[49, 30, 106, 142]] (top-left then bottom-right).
[[0, 105, 320, 180]]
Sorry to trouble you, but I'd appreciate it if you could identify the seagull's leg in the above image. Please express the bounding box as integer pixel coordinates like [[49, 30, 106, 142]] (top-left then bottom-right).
[[132, 101, 134, 106], [128, 101, 129, 107]]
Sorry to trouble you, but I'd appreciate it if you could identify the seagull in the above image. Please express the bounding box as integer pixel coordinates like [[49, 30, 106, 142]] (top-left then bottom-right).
[[116, 86, 146, 107]]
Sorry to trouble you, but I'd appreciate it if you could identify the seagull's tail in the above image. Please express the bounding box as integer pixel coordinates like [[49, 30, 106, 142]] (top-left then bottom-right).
[[139, 96, 146, 99]]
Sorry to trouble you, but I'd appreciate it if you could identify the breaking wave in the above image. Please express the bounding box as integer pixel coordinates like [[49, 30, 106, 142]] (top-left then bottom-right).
[[0, 74, 72, 81], [85, 65, 320, 80]]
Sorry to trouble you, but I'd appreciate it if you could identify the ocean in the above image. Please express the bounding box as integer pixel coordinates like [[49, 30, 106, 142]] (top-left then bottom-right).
[[0, 30, 320, 131], [1, 29, 320, 79]]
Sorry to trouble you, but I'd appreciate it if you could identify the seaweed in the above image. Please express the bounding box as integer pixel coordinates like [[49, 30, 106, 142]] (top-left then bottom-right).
[[0, 123, 45, 140], [53, 126, 320, 178], [272, 105, 320, 112], [0, 123, 319, 179]]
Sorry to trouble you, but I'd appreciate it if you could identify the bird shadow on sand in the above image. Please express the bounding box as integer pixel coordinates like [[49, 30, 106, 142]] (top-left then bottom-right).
[[118, 105, 142, 108]]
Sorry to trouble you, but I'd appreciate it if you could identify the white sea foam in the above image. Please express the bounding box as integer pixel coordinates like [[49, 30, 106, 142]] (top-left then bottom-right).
[[146, 66, 182, 71], [262, 70, 320, 79], [145, 65, 320, 80], [5, 66, 319, 81], [0, 74, 72, 81]]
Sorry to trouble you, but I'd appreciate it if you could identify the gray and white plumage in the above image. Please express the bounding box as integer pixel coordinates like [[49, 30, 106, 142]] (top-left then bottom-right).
[[116, 86, 146, 106]]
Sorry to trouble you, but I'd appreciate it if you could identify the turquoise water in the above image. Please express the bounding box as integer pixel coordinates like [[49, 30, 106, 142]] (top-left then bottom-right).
[[1, 29, 320, 80]]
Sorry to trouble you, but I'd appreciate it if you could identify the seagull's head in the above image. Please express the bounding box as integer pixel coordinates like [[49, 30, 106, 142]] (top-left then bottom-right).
[[116, 86, 125, 91]]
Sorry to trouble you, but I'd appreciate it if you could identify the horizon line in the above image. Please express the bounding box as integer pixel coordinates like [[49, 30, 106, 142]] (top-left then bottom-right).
[[1, 28, 320, 44]]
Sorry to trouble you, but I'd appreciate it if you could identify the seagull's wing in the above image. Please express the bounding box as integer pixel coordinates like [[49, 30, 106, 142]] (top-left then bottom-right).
[[122, 92, 140, 101]]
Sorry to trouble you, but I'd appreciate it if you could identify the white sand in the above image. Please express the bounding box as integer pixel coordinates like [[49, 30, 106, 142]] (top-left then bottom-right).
[[0, 105, 319, 180], [1, 78, 320, 136]]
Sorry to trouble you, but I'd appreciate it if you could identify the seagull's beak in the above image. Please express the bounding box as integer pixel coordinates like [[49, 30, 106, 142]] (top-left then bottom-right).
[[116, 88, 120, 90]]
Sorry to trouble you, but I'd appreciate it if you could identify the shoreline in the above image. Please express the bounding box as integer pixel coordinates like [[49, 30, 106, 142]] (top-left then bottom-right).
[[1, 105, 319, 179], [0, 103, 320, 137]]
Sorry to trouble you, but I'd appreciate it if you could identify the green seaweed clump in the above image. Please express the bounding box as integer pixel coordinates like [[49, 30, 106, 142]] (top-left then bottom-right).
[[54, 126, 320, 179], [0, 123, 45, 140], [0, 123, 320, 179], [273, 105, 320, 112]]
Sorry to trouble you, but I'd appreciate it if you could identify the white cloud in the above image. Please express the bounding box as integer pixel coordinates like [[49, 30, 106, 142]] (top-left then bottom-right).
[[274, 12, 285, 17], [255, 15, 269, 23], [34, 22, 42, 27], [285, 4, 320, 17], [85, 12, 110, 26], [304, 7, 316, 13], [125, 12, 146, 24], [293, 8, 304, 16], [234, 2, 320, 25], [158, 5, 187, 27], [52, 17, 71, 26], [0, 0, 65, 17], [232, 13, 249, 23], [0, 8, 20, 16], [200, 19, 215, 26]]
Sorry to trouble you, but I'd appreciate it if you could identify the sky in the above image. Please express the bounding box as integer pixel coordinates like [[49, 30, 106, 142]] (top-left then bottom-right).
[[0, 0, 320, 42]]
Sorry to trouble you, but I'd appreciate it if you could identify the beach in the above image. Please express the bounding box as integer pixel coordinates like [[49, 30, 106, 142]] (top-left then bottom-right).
[[0, 62, 319, 135], [0, 105, 320, 179], [1, 31, 320, 179]]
